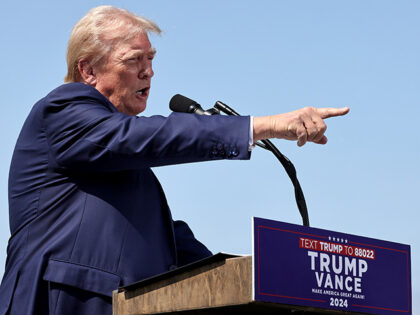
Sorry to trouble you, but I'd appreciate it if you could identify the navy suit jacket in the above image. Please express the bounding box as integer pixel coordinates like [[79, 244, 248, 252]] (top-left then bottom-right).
[[0, 83, 251, 314]]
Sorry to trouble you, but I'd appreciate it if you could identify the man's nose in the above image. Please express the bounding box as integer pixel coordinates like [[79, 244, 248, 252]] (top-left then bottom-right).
[[140, 65, 154, 79]]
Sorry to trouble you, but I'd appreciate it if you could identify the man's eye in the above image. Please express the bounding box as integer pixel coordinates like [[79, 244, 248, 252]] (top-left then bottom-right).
[[126, 56, 141, 62]]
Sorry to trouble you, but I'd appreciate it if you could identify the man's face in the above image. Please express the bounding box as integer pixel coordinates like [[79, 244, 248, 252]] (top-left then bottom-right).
[[94, 32, 155, 115]]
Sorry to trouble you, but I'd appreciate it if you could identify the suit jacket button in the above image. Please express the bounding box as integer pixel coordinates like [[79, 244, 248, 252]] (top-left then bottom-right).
[[210, 145, 218, 157], [231, 147, 239, 157]]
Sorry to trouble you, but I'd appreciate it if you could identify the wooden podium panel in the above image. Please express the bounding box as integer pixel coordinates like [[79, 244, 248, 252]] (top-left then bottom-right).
[[113, 256, 337, 315]]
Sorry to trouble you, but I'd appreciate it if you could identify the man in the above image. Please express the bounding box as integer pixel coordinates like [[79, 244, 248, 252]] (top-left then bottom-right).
[[0, 5, 348, 315]]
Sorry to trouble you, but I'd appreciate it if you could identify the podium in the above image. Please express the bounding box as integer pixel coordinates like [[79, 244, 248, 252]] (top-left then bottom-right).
[[113, 254, 334, 315], [113, 218, 411, 315]]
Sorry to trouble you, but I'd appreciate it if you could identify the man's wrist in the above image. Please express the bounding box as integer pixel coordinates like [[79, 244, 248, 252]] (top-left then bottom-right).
[[253, 116, 271, 143]]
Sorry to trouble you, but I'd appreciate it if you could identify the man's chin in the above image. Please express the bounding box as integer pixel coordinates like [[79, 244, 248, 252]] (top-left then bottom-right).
[[132, 102, 147, 116], [119, 99, 147, 116], [135, 106, 146, 115], [132, 96, 148, 115]]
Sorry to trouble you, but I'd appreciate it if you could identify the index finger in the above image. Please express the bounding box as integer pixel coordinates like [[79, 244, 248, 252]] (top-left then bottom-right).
[[316, 107, 350, 119]]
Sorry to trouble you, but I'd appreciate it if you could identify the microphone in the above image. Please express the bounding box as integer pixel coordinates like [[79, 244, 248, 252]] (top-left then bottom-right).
[[170, 94, 219, 116]]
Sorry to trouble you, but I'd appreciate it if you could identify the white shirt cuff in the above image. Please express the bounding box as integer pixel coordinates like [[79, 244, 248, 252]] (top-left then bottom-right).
[[248, 116, 255, 151]]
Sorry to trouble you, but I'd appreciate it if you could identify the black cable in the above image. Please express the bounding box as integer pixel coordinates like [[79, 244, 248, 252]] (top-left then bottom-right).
[[260, 139, 309, 226], [214, 101, 310, 227]]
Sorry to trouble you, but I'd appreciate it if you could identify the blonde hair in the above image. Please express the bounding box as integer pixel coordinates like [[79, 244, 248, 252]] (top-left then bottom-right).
[[64, 6, 161, 82]]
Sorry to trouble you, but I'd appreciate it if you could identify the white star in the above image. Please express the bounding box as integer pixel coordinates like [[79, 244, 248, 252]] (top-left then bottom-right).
[[333, 237, 336, 242], [328, 236, 331, 241]]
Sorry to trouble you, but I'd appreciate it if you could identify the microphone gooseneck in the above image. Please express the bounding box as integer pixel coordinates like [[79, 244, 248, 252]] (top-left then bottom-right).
[[215, 100, 309, 227], [169, 94, 310, 227]]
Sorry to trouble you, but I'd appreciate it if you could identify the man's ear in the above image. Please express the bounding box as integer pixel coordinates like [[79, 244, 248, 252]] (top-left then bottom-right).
[[78, 59, 97, 86]]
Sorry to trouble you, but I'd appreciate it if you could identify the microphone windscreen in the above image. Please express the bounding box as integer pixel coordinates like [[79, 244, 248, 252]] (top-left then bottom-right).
[[169, 94, 199, 113]]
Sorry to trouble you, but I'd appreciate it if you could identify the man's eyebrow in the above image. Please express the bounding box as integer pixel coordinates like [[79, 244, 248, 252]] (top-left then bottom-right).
[[129, 47, 156, 57], [119, 47, 156, 60]]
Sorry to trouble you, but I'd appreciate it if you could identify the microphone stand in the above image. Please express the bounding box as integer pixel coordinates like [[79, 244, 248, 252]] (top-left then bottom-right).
[[213, 101, 310, 227]]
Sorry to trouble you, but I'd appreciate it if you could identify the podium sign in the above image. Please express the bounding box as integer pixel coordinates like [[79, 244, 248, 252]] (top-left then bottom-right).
[[253, 217, 411, 314]]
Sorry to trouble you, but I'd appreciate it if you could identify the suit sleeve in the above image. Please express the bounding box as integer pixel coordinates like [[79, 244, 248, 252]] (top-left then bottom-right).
[[43, 87, 251, 172]]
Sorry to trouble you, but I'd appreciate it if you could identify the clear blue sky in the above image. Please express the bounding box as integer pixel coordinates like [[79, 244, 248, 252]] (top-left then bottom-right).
[[1, 0, 419, 312]]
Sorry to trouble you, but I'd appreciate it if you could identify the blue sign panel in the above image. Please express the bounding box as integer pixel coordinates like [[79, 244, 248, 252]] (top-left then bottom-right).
[[253, 217, 411, 314]]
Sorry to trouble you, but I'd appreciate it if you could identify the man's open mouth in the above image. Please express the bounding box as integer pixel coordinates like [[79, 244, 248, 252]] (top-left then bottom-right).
[[136, 87, 149, 96]]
